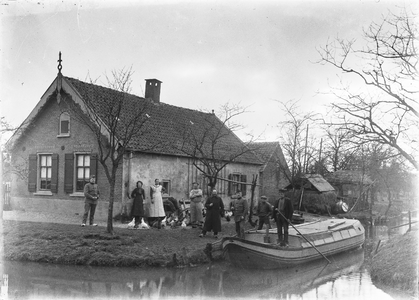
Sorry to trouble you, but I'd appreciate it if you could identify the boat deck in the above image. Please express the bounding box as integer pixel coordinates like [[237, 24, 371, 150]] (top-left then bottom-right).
[[244, 218, 365, 248], [249, 219, 357, 236], [221, 218, 366, 268]]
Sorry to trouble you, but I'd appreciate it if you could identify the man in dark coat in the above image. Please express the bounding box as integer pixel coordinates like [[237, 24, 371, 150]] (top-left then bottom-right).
[[199, 189, 224, 239], [276, 194, 294, 246]]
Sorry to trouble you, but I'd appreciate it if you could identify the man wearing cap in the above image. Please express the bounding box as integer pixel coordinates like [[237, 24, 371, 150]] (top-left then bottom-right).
[[230, 191, 248, 238], [275, 190, 294, 246], [256, 195, 273, 230], [82, 175, 100, 227]]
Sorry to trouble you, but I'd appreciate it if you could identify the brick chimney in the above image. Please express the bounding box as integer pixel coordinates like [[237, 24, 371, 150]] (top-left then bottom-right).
[[145, 79, 162, 103]]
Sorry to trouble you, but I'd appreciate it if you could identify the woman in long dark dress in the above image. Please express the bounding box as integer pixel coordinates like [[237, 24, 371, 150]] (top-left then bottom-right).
[[131, 181, 145, 229], [199, 189, 224, 238]]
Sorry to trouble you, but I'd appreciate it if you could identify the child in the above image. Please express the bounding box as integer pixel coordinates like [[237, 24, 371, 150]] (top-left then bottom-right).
[[256, 196, 272, 230]]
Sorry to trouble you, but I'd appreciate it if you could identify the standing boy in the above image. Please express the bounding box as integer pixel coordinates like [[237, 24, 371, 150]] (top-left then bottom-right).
[[256, 196, 272, 230], [82, 175, 99, 227]]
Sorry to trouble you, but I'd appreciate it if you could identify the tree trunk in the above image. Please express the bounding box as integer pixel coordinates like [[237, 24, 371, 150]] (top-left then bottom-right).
[[384, 189, 392, 217], [107, 179, 115, 234]]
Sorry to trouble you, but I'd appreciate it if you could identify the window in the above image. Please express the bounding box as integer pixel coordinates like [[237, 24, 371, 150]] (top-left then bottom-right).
[[64, 153, 97, 194], [59, 112, 70, 136], [76, 154, 90, 191], [162, 180, 171, 195], [39, 154, 52, 190], [28, 153, 58, 194], [228, 173, 247, 196]]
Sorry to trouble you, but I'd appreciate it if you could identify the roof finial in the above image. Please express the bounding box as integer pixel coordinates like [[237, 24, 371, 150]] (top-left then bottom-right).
[[57, 51, 62, 74]]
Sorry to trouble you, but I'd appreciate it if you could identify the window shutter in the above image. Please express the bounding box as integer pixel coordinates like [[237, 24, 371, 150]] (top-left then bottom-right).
[[227, 173, 232, 196], [90, 153, 98, 181], [241, 174, 247, 196], [51, 154, 59, 193], [64, 153, 74, 193], [28, 154, 37, 192]]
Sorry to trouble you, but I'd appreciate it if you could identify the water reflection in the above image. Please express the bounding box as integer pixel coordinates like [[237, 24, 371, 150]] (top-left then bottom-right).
[[1, 247, 395, 300]]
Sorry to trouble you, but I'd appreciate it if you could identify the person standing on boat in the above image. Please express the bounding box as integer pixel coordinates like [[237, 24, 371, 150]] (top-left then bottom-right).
[[230, 191, 248, 238], [276, 196, 294, 246], [199, 189, 225, 239], [256, 195, 272, 230]]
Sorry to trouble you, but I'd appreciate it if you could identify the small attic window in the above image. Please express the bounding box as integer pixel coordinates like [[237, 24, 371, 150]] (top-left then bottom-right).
[[58, 112, 70, 137]]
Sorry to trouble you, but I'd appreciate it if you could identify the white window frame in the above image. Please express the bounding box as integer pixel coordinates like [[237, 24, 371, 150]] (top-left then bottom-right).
[[34, 153, 53, 196], [75, 153, 91, 193]]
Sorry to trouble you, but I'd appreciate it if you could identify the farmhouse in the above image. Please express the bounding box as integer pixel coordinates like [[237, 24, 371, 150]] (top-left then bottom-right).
[[6, 58, 265, 220], [250, 142, 291, 203]]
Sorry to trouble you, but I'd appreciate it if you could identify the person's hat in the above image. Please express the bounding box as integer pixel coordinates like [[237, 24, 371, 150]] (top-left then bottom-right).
[[90, 175, 96, 178], [261, 196, 267, 200]]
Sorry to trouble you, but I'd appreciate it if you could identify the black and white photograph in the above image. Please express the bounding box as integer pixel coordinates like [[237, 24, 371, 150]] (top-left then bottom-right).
[[0, 0, 417, 299]]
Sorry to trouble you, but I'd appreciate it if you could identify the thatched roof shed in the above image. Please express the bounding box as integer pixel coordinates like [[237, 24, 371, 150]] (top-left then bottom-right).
[[285, 174, 337, 215], [286, 174, 335, 192]]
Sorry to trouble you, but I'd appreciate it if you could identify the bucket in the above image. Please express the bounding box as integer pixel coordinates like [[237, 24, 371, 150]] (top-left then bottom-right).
[[333, 200, 349, 214]]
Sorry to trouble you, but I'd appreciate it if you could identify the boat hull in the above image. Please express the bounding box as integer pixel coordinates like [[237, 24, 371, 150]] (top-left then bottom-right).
[[222, 218, 365, 269]]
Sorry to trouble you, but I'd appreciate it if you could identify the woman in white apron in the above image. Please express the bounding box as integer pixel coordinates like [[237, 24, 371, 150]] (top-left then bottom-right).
[[149, 178, 166, 229]]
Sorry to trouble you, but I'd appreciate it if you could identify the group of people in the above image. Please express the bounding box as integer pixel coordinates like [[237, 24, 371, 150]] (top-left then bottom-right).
[[81, 176, 294, 246], [82, 176, 167, 229], [228, 189, 294, 246]]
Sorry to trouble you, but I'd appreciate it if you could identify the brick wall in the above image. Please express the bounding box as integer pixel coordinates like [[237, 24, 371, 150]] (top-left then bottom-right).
[[260, 151, 290, 204], [9, 92, 122, 218]]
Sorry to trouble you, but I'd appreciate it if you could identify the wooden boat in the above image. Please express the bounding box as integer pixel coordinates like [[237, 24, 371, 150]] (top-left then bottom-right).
[[221, 218, 365, 269]]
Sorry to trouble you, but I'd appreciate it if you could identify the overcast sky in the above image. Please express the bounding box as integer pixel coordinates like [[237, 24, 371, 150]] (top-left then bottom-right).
[[1, 0, 415, 142]]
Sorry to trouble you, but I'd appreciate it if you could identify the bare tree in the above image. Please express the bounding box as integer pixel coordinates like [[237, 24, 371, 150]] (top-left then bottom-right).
[[318, 9, 418, 170], [277, 100, 319, 185], [1, 118, 28, 182], [64, 67, 153, 234], [321, 126, 358, 172], [178, 103, 258, 192]]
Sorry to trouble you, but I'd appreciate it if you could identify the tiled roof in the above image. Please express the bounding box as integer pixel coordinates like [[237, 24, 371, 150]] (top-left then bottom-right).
[[249, 142, 280, 162], [65, 77, 261, 165]]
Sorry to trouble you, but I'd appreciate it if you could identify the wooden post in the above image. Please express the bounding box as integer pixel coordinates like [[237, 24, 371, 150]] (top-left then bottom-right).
[[375, 240, 381, 254], [248, 174, 258, 227]]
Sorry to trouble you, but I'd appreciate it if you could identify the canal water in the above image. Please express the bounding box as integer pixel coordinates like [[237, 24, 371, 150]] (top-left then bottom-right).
[[0, 219, 414, 300]]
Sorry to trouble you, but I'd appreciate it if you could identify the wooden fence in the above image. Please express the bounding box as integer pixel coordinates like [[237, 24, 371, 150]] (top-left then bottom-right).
[[388, 210, 418, 232]]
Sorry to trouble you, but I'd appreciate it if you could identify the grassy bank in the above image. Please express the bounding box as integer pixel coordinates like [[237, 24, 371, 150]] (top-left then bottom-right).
[[2, 220, 241, 268], [369, 230, 418, 298]]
